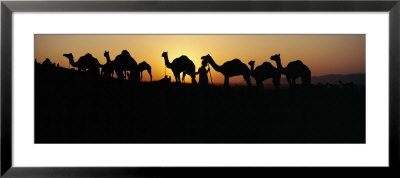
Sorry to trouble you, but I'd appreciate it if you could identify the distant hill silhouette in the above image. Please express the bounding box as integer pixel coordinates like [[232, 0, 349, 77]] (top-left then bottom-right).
[[242, 73, 365, 88], [311, 73, 365, 85]]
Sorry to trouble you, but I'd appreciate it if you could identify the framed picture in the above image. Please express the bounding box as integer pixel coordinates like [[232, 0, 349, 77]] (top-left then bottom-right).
[[2, 0, 399, 177]]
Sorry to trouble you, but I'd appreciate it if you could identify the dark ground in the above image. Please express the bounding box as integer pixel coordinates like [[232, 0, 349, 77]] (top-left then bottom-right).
[[35, 64, 365, 143]]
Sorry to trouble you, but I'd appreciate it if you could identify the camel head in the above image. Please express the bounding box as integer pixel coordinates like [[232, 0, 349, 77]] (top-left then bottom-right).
[[104, 50, 109, 58], [270, 54, 281, 62], [161, 51, 168, 58], [201, 54, 212, 62], [248, 60, 255, 67], [248, 60, 255, 71], [63, 53, 73, 59]]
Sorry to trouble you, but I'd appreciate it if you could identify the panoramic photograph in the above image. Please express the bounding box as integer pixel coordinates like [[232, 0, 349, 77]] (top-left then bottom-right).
[[34, 34, 365, 143]]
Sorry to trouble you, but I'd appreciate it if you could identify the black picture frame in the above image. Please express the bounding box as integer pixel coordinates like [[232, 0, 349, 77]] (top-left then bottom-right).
[[1, 0, 399, 177]]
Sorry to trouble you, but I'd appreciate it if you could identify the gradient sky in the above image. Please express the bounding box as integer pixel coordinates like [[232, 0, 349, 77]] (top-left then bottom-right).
[[35, 34, 365, 84]]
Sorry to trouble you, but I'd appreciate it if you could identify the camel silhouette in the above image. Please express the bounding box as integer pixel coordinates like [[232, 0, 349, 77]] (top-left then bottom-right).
[[112, 50, 138, 80], [63, 53, 102, 75], [201, 54, 252, 88], [248, 60, 280, 89], [137, 61, 152, 82], [102, 50, 115, 79], [161, 52, 196, 84], [270, 54, 311, 87]]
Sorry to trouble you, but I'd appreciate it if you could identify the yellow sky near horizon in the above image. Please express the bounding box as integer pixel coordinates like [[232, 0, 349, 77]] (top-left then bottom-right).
[[35, 34, 365, 84]]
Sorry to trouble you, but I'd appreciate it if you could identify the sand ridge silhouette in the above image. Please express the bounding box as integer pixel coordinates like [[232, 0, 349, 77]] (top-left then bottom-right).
[[35, 52, 365, 143]]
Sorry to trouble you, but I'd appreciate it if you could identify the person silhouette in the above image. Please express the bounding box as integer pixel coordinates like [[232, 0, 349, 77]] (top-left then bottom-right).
[[196, 60, 210, 87]]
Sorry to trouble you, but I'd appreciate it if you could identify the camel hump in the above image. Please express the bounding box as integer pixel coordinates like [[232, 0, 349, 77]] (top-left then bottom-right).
[[118, 50, 134, 59], [138, 61, 150, 68], [120, 50, 133, 59], [294, 60, 303, 64], [287, 60, 304, 66], [121, 50, 130, 55], [177, 55, 190, 61], [232, 58, 242, 62], [261, 62, 273, 67], [84, 53, 94, 58], [87, 53, 98, 60], [224, 58, 245, 66], [81, 53, 100, 64], [80, 53, 96, 61], [228, 58, 245, 65], [175, 55, 194, 64]]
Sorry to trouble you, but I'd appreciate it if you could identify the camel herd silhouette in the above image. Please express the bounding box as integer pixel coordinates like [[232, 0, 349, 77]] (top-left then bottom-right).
[[62, 50, 152, 82], [52, 49, 312, 88]]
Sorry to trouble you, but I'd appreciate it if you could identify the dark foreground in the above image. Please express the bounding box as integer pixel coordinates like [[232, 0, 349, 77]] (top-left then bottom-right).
[[35, 66, 365, 143]]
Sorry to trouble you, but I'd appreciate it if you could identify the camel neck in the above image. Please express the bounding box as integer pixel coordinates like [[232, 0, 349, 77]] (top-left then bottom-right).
[[275, 59, 283, 69], [249, 64, 255, 77], [207, 56, 222, 72], [67, 56, 77, 67], [163, 55, 172, 68], [105, 55, 111, 63], [250, 64, 254, 71]]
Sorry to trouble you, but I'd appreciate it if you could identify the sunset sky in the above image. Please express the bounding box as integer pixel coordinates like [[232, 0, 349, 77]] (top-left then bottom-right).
[[35, 35, 365, 84]]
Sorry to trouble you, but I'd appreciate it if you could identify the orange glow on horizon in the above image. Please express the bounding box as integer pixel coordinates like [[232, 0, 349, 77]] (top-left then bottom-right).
[[35, 34, 365, 84]]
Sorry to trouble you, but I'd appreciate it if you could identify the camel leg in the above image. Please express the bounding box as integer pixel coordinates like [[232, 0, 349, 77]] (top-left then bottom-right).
[[191, 74, 197, 85], [287, 78, 292, 87], [292, 79, 296, 86], [182, 73, 186, 83], [174, 73, 180, 84], [224, 77, 229, 87], [257, 80, 263, 89], [302, 75, 310, 85], [178, 72, 182, 83], [273, 77, 280, 89], [117, 70, 123, 80], [148, 69, 152, 82], [243, 74, 252, 88]]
